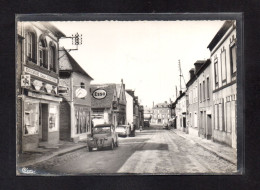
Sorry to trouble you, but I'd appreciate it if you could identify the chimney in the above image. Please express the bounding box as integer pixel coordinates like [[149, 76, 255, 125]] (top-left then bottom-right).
[[194, 61, 205, 73], [189, 68, 195, 79]]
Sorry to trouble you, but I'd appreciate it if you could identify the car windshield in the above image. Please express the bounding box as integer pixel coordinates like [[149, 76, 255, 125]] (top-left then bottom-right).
[[117, 126, 126, 129], [93, 126, 111, 134]]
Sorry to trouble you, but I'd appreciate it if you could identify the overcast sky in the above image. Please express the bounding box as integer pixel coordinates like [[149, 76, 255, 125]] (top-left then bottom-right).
[[52, 20, 224, 108]]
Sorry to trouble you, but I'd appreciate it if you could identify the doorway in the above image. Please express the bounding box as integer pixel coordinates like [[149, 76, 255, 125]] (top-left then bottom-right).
[[207, 114, 212, 139], [39, 103, 48, 141]]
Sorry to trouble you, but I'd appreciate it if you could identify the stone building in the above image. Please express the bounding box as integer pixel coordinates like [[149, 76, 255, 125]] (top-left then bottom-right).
[[58, 48, 93, 142], [126, 90, 140, 129], [175, 93, 187, 132], [115, 80, 127, 125], [16, 22, 65, 152], [186, 60, 213, 139], [207, 20, 237, 148], [151, 101, 171, 125], [125, 91, 134, 125]]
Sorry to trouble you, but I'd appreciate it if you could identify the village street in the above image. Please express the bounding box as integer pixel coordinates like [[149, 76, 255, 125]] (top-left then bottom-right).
[[28, 125, 236, 175]]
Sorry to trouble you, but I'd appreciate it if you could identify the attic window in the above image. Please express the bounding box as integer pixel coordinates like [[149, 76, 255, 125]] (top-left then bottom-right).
[[80, 82, 85, 89]]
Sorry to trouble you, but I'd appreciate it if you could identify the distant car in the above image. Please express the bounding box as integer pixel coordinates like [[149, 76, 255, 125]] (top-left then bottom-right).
[[144, 121, 150, 127], [87, 124, 118, 151], [116, 125, 131, 137]]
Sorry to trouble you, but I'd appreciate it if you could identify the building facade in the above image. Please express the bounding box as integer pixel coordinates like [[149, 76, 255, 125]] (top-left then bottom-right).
[[16, 22, 65, 152], [175, 93, 187, 132], [197, 59, 213, 139], [143, 106, 153, 123], [125, 91, 134, 125], [91, 84, 119, 126], [208, 20, 237, 148], [115, 80, 127, 125], [151, 101, 171, 125], [59, 48, 93, 142]]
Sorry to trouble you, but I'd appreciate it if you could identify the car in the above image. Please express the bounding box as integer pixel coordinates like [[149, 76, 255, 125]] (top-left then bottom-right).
[[87, 124, 119, 152], [116, 125, 131, 137], [144, 121, 150, 127]]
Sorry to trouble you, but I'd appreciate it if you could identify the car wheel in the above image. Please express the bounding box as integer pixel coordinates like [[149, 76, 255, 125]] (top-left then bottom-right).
[[88, 147, 92, 152], [110, 140, 114, 150]]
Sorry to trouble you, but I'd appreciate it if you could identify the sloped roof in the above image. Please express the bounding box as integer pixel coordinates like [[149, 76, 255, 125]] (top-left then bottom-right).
[[41, 22, 66, 38], [91, 84, 117, 109], [207, 20, 234, 51], [154, 102, 169, 108], [59, 47, 93, 80]]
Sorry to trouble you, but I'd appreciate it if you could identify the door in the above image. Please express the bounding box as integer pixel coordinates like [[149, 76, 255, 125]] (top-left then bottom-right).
[[41, 104, 49, 141], [207, 114, 212, 139]]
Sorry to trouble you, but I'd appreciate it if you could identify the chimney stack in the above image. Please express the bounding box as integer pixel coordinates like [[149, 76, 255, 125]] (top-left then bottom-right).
[[189, 68, 195, 79], [194, 61, 205, 73]]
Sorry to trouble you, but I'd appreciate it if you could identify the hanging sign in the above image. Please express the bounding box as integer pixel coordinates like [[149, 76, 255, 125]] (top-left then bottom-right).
[[75, 88, 87, 98], [21, 75, 31, 87], [92, 89, 107, 99]]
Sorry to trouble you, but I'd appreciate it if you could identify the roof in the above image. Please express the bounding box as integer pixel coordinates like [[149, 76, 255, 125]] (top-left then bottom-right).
[[91, 84, 117, 109], [41, 22, 66, 38], [59, 47, 93, 80], [207, 20, 234, 51], [154, 102, 169, 108]]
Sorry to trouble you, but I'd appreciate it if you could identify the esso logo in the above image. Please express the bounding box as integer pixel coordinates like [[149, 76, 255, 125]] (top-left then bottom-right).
[[92, 89, 107, 99]]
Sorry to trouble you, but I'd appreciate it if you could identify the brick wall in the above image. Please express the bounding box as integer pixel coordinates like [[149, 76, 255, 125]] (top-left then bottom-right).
[[60, 101, 71, 140]]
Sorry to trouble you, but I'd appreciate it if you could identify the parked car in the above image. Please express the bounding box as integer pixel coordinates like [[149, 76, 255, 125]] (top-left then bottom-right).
[[87, 124, 118, 151], [144, 121, 150, 127], [116, 125, 131, 137], [163, 123, 169, 130]]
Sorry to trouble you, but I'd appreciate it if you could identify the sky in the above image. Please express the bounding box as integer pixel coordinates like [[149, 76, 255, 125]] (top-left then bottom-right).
[[52, 20, 224, 108]]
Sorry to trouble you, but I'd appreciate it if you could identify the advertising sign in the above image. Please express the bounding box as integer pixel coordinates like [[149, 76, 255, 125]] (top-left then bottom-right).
[[21, 75, 31, 87], [92, 89, 107, 99], [75, 88, 87, 98]]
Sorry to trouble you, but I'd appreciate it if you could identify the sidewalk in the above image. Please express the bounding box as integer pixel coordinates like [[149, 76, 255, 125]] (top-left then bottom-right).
[[170, 129, 237, 165], [17, 141, 87, 168]]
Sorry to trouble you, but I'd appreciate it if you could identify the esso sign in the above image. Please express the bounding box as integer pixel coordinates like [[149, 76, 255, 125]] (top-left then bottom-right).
[[92, 89, 107, 99]]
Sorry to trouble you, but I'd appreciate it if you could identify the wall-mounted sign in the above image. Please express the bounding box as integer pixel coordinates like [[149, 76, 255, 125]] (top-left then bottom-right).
[[92, 89, 107, 99], [75, 88, 87, 98], [21, 75, 31, 87], [24, 66, 58, 83]]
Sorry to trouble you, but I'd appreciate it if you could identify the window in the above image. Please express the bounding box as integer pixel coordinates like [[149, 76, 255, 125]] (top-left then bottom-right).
[[203, 80, 205, 101], [49, 45, 56, 72], [27, 32, 36, 63], [214, 58, 219, 86], [221, 50, 227, 82], [206, 77, 210, 99], [230, 44, 237, 75], [226, 101, 231, 133], [39, 37, 48, 68], [80, 82, 85, 89], [199, 83, 202, 102], [219, 103, 223, 131]]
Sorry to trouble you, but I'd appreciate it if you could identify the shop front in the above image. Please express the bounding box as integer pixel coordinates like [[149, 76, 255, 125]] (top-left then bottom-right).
[[22, 92, 61, 151]]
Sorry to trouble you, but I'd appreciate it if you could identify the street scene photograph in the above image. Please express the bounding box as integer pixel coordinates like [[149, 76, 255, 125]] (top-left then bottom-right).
[[16, 18, 239, 175]]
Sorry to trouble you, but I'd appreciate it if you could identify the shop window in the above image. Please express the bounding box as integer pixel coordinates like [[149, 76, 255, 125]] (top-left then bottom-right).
[[24, 102, 39, 135], [49, 45, 56, 72], [49, 105, 59, 132], [39, 36, 48, 69], [230, 44, 237, 76], [27, 31, 37, 63]]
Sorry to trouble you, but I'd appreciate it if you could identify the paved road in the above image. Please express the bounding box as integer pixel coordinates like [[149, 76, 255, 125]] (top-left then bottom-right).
[[29, 125, 236, 175]]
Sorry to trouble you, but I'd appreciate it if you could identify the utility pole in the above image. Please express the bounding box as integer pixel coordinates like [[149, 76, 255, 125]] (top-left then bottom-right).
[[178, 59, 186, 93]]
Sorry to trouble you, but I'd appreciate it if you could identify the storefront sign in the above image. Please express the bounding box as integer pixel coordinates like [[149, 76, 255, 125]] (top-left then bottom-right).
[[75, 88, 87, 98], [24, 66, 58, 83], [21, 75, 31, 87], [92, 89, 107, 99]]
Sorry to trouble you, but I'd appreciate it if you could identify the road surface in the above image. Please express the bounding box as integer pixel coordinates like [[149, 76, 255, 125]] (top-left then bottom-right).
[[29, 125, 236, 175]]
